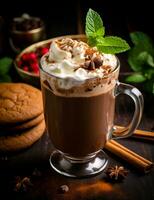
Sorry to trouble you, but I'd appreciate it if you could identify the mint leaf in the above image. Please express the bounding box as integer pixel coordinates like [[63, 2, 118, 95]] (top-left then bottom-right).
[[130, 32, 154, 56], [97, 36, 130, 54], [144, 80, 154, 95], [0, 57, 13, 76], [128, 46, 145, 72], [130, 32, 152, 45], [87, 36, 97, 47], [144, 68, 154, 80], [125, 73, 146, 83], [137, 51, 154, 67], [0, 74, 12, 83], [128, 31, 154, 95], [85, 9, 130, 54], [128, 50, 154, 72], [86, 9, 105, 38]]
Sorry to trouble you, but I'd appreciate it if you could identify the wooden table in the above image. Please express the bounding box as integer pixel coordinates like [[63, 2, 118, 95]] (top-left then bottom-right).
[[0, 87, 153, 200]]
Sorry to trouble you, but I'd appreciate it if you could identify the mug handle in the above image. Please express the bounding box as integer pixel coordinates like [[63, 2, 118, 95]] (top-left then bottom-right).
[[112, 81, 144, 139]]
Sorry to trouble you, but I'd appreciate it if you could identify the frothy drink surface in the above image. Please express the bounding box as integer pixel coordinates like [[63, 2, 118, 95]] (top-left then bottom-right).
[[40, 37, 119, 158]]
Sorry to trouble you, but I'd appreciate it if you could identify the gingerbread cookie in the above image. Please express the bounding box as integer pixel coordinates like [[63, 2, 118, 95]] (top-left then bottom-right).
[[0, 113, 44, 132], [0, 83, 43, 125], [0, 120, 45, 152]]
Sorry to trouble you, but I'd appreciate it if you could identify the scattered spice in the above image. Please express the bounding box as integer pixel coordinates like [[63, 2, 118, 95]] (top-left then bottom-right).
[[60, 44, 73, 52], [76, 181, 113, 193], [14, 176, 33, 192], [85, 48, 96, 57], [58, 185, 69, 194], [32, 168, 42, 178], [105, 165, 129, 181], [103, 65, 112, 75]]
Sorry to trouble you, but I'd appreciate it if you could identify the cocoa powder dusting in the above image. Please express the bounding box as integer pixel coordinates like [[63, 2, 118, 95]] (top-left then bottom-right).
[[75, 181, 113, 193], [67, 180, 125, 200]]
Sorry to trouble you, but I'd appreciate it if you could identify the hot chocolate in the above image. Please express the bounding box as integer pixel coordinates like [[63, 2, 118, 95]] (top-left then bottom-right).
[[40, 37, 119, 158], [40, 34, 143, 178], [42, 81, 115, 157]]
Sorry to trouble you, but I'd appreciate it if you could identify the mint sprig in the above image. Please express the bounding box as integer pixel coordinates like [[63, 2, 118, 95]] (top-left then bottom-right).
[[130, 32, 154, 55], [0, 57, 12, 76], [125, 73, 146, 83], [126, 31, 154, 95], [85, 9, 130, 54], [86, 8, 105, 38], [97, 36, 130, 54], [0, 57, 12, 83]]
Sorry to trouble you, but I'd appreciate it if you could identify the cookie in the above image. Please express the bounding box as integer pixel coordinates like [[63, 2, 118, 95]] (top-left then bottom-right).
[[0, 120, 45, 152], [0, 113, 44, 132], [0, 83, 43, 125]]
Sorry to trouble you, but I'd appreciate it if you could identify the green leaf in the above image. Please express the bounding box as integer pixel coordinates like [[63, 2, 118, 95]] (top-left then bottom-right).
[[144, 68, 154, 80], [137, 51, 154, 67], [128, 46, 145, 72], [0, 57, 13, 75], [128, 50, 154, 72], [125, 73, 146, 83], [130, 32, 154, 55], [0, 74, 12, 83], [130, 32, 152, 45], [128, 31, 154, 95], [96, 36, 130, 54], [87, 36, 97, 47], [85, 8, 105, 38], [144, 80, 154, 94], [85, 9, 130, 54]]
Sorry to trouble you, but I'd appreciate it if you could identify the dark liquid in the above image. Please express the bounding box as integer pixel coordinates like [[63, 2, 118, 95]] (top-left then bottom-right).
[[42, 82, 115, 157]]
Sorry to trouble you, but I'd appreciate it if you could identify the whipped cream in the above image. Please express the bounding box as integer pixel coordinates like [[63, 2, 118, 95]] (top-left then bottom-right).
[[41, 38, 117, 89]]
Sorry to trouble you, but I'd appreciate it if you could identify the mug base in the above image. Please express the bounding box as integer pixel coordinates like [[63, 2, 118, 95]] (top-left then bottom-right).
[[49, 150, 108, 178]]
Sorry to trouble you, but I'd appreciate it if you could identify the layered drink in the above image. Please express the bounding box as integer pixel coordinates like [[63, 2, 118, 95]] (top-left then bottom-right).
[[40, 36, 119, 158]]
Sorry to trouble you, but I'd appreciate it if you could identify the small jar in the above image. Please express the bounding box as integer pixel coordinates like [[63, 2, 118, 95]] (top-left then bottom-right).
[[10, 14, 46, 52]]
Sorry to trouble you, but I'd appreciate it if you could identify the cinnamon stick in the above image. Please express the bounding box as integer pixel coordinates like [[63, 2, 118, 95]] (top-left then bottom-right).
[[132, 129, 154, 141], [115, 126, 154, 141], [105, 139, 153, 173]]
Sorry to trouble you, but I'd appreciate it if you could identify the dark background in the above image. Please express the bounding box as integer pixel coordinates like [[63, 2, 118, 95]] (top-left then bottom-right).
[[0, 0, 154, 56]]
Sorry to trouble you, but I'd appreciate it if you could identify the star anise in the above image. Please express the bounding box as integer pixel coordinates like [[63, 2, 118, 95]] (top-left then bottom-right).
[[105, 165, 129, 181], [14, 176, 33, 192]]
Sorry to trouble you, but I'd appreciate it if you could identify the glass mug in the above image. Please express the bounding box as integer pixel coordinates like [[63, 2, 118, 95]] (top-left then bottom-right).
[[40, 35, 143, 178]]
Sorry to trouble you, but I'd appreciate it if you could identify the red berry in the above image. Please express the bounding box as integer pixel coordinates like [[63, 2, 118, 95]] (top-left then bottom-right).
[[41, 47, 49, 55], [21, 53, 30, 61], [17, 60, 22, 68], [23, 66, 29, 72], [28, 52, 37, 60], [21, 52, 37, 62], [30, 63, 39, 73]]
